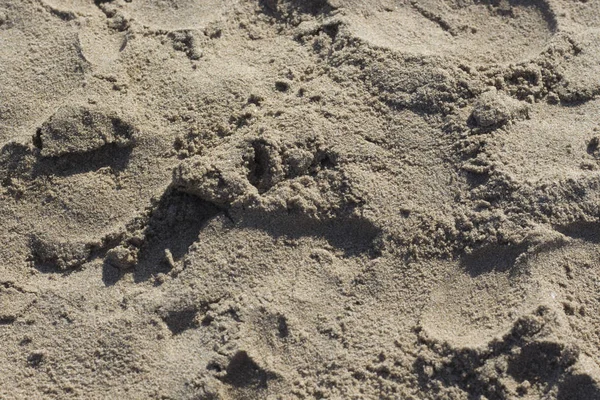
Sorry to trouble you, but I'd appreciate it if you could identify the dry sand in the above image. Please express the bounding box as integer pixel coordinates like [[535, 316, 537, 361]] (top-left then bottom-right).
[[1, 0, 600, 398]]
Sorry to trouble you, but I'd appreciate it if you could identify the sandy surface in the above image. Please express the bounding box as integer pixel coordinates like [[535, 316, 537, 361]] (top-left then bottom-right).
[[1, 0, 600, 398]]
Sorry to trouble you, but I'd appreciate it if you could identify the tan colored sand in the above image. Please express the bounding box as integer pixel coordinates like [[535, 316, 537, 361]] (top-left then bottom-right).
[[1, 0, 600, 398]]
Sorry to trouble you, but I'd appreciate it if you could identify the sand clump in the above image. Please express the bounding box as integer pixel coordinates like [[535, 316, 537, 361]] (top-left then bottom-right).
[[470, 89, 530, 129], [2, 0, 600, 399], [34, 105, 137, 158]]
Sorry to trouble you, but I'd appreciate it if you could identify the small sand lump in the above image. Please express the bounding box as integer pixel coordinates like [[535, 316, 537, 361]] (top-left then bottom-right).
[[470, 89, 529, 128], [30, 234, 92, 271], [34, 105, 136, 157], [106, 245, 138, 270]]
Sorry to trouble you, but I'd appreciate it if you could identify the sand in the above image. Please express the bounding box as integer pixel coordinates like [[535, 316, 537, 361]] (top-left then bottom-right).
[[1, 0, 600, 398]]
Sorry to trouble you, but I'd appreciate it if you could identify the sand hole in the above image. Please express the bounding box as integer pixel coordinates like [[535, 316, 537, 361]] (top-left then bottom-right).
[[507, 341, 575, 383], [223, 351, 275, 388], [160, 307, 199, 335]]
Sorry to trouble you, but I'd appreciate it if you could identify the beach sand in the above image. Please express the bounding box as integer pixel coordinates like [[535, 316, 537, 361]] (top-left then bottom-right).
[[1, 0, 600, 398]]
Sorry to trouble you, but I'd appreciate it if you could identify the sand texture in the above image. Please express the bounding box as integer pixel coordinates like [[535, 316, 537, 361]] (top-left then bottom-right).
[[1, 0, 600, 399]]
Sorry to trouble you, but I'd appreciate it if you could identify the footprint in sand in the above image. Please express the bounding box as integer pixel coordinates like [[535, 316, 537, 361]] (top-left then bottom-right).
[[419, 239, 563, 348], [120, 0, 238, 31], [420, 263, 541, 348], [0, 2, 86, 141], [337, 0, 557, 64], [78, 18, 128, 67], [419, 223, 584, 349], [562, 0, 600, 28], [40, 0, 99, 16]]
